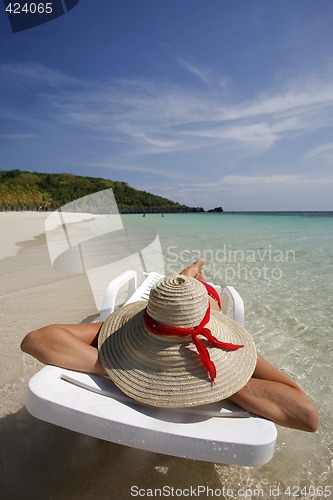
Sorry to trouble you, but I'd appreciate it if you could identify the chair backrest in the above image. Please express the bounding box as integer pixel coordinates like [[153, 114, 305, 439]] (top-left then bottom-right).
[[99, 271, 244, 325]]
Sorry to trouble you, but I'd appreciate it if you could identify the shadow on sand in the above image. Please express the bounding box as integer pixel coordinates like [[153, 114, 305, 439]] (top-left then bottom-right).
[[1, 406, 225, 500]]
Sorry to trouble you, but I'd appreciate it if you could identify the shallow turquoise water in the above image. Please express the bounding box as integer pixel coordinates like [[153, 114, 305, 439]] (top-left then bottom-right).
[[122, 212, 333, 490]]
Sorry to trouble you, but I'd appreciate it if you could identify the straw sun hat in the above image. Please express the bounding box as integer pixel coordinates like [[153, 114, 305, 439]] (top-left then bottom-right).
[[98, 275, 257, 408]]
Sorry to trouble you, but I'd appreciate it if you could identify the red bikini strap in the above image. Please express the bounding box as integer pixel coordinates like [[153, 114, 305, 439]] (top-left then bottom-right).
[[199, 281, 221, 309]]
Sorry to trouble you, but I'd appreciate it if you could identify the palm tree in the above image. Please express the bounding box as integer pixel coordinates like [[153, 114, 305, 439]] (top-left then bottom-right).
[[0, 186, 12, 210], [40, 192, 53, 211]]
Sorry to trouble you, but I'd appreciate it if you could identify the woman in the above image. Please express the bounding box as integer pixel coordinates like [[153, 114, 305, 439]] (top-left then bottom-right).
[[21, 259, 318, 432]]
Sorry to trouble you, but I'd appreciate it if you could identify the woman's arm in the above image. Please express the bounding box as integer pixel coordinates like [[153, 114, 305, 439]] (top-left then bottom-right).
[[20, 322, 107, 376], [228, 353, 318, 432]]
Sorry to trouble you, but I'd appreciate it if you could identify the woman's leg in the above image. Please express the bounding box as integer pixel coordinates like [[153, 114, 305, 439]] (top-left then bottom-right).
[[180, 257, 206, 281]]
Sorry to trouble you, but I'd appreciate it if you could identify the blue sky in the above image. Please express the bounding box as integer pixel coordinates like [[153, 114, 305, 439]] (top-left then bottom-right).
[[1, 0, 333, 211]]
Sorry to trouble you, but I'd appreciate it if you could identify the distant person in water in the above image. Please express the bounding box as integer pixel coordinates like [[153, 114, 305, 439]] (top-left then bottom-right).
[[21, 259, 318, 432]]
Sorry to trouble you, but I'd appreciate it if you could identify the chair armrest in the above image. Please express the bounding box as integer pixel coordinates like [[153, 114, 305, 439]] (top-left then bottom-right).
[[221, 286, 245, 326], [99, 270, 137, 321]]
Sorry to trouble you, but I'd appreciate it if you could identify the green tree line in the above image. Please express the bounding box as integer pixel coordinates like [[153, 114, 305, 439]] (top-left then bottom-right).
[[0, 170, 204, 213]]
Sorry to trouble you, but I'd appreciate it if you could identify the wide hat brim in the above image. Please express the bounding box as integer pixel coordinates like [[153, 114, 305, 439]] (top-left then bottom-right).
[[98, 301, 257, 408]]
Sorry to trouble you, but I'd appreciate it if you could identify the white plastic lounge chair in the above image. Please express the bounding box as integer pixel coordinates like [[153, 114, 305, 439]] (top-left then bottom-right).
[[26, 271, 277, 466]]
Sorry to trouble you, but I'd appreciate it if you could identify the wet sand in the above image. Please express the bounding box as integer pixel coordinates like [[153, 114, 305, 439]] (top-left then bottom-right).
[[0, 213, 223, 499], [0, 212, 328, 500]]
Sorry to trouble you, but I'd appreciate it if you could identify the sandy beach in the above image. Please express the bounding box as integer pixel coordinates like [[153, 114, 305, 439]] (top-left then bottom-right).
[[1, 212, 230, 499], [1, 211, 331, 499]]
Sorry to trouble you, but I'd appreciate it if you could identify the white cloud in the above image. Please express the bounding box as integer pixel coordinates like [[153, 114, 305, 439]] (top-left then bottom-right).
[[176, 58, 231, 93], [306, 142, 333, 162], [54, 71, 333, 157], [178, 60, 212, 86], [181, 122, 278, 152], [0, 133, 37, 140], [161, 175, 333, 211], [91, 161, 193, 181], [2, 61, 333, 210], [223, 174, 333, 186], [0, 63, 80, 88], [3, 61, 333, 161], [158, 173, 333, 211]]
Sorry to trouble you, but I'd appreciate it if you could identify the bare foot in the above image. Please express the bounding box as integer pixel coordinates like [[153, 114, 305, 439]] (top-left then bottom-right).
[[181, 258, 206, 282], [181, 259, 221, 311]]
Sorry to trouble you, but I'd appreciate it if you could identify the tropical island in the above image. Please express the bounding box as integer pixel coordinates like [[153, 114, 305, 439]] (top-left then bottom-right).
[[0, 170, 205, 213], [207, 207, 224, 213]]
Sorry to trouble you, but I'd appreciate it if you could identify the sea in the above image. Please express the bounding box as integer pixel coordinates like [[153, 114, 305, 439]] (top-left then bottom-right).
[[2, 210, 331, 498], [121, 211, 333, 496]]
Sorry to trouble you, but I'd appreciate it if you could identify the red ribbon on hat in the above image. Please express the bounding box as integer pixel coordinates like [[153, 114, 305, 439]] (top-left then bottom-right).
[[143, 304, 244, 381]]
